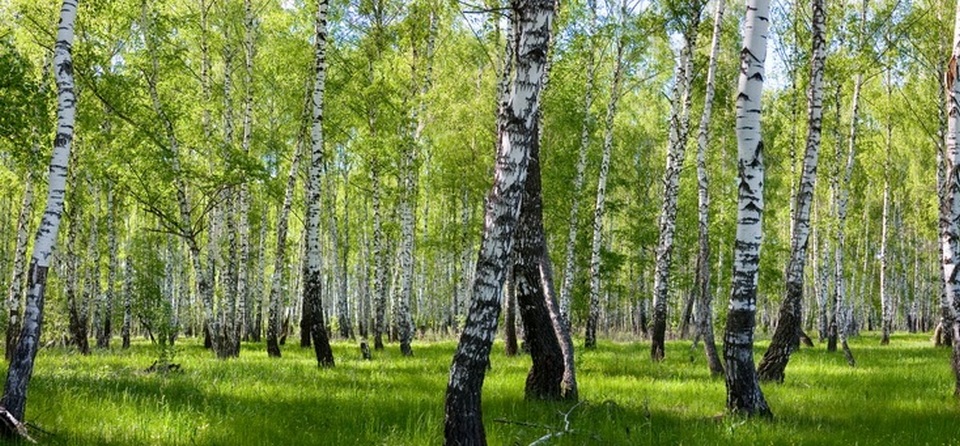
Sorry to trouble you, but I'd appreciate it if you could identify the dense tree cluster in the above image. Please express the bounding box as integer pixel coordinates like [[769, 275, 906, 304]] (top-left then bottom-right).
[[0, 0, 958, 442]]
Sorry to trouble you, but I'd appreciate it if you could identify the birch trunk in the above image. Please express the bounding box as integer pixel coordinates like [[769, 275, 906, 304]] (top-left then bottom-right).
[[237, 0, 255, 345], [694, 0, 725, 376], [944, 0, 960, 394], [828, 59, 861, 366], [220, 44, 240, 359], [372, 162, 386, 350], [0, 0, 78, 425], [122, 243, 132, 349], [585, 25, 626, 350], [723, 0, 771, 417], [512, 120, 566, 401], [650, 9, 701, 360], [558, 0, 598, 322], [5, 174, 33, 362], [879, 65, 895, 345], [756, 0, 826, 382], [443, 1, 554, 442], [97, 186, 117, 349], [939, 1, 955, 348], [303, 0, 335, 366], [64, 150, 88, 355], [503, 266, 518, 356]]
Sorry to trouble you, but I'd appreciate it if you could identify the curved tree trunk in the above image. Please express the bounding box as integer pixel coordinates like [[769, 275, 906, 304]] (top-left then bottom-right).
[[757, 0, 826, 382], [723, 0, 772, 417], [513, 119, 566, 401], [693, 0, 726, 376], [0, 0, 78, 429], [443, 1, 554, 442]]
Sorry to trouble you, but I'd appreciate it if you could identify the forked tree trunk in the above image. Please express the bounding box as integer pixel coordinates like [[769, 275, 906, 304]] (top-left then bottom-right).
[[693, 0, 726, 376], [651, 7, 702, 360], [585, 22, 626, 350], [443, 1, 554, 442], [304, 0, 335, 367], [723, 0, 772, 417], [0, 0, 78, 431], [97, 185, 117, 349], [5, 174, 33, 361], [757, 0, 826, 382]]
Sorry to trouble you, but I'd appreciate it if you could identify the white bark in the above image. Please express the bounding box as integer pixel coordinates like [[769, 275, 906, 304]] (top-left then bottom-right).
[[723, 0, 771, 417], [445, 0, 554, 441], [650, 9, 701, 360], [585, 25, 626, 349], [5, 174, 33, 361], [694, 0, 726, 375], [1, 0, 78, 422]]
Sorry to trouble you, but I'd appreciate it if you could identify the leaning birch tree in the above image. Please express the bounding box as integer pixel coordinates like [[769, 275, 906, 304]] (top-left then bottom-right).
[[443, 0, 555, 442], [0, 0, 78, 435], [723, 0, 772, 417], [757, 0, 826, 382]]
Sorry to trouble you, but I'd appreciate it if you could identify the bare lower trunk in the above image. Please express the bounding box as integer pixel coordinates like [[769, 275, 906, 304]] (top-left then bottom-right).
[[757, 0, 826, 383], [5, 175, 33, 361], [444, 1, 554, 442], [503, 267, 518, 356], [692, 0, 725, 377], [585, 25, 626, 350], [723, 0, 771, 417], [651, 8, 702, 360], [1, 0, 78, 428]]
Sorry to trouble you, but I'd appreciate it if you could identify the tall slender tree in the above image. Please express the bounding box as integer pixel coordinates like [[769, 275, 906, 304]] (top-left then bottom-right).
[[693, 0, 726, 376], [303, 0, 335, 367], [650, 2, 703, 360], [0, 0, 78, 434], [5, 174, 33, 361], [757, 0, 827, 382], [723, 0, 771, 417], [584, 6, 627, 349]]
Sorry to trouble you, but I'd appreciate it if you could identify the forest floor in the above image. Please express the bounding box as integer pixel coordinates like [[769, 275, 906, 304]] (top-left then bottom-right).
[[0, 332, 957, 445]]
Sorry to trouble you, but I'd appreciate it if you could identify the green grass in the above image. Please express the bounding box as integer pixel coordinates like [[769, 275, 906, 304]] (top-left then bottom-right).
[[2, 333, 958, 445]]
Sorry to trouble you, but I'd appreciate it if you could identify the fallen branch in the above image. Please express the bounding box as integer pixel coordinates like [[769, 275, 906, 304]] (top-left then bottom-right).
[[0, 406, 36, 443]]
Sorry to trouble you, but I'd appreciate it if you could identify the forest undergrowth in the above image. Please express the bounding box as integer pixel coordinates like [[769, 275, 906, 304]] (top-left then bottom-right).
[[1, 333, 956, 445]]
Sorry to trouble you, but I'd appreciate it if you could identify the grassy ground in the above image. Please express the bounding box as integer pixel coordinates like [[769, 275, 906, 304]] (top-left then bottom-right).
[[1, 332, 958, 445]]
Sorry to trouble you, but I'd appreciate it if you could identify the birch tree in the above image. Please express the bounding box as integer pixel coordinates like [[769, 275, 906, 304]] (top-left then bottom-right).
[[723, 0, 771, 417], [303, 0, 335, 367], [5, 174, 32, 361], [0, 0, 78, 434], [585, 9, 627, 349], [443, 0, 554, 442], [943, 0, 960, 396], [693, 0, 725, 376], [650, 2, 703, 360], [757, 0, 826, 382]]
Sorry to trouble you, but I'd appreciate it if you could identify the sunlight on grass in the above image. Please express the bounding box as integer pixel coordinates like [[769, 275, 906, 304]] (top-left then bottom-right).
[[0, 332, 957, 445]]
